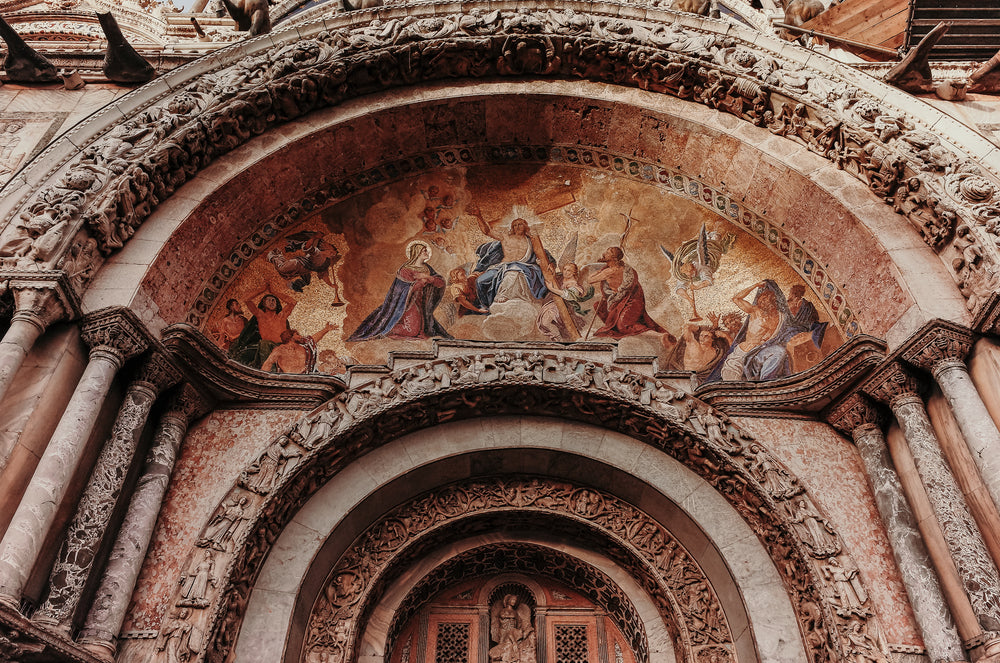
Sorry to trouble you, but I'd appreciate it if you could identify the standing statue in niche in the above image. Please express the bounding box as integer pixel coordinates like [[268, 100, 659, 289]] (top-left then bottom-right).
[[489, 595, 535, 663]]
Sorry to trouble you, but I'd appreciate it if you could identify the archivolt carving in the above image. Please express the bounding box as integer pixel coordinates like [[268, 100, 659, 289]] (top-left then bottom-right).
[[161, 353, 891, 663], [383, 544, 651, 663], [0, 5, 997, 319], [306, 478, 729, 663]]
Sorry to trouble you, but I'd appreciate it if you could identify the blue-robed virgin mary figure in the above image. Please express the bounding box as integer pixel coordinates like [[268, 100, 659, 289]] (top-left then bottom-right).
[[348, 240, 452, 341]]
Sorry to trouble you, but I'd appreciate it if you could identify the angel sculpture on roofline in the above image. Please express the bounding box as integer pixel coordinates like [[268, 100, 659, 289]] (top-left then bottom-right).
[[489, 594, 536, 663], [659, 223, 736, 321]]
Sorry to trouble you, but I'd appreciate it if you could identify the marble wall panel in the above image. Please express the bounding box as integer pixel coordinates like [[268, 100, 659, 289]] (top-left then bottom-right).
[[732, 416, 922, 648], [121, 408, 303, 633]]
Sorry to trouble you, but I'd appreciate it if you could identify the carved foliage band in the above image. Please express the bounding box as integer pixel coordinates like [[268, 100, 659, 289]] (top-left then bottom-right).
[[306, 478, 730, 663], [163, 353, 889, 663], [0, 6, 997, 322]]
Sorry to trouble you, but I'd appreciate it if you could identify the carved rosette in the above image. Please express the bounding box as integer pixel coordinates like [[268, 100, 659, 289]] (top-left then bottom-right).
[[0, 6, 996, 320], [79, 308, 148, 367], [159, 354, 890, 663]]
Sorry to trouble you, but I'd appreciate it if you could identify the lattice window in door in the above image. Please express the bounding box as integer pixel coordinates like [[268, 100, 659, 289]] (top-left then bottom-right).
[[435, 622, 471, 663], [554, 624, 589, 663]]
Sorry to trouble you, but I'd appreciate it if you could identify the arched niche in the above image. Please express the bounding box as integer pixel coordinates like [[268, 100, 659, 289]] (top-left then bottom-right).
[[236, 425, 789, 663], [89, 83, 965, 350]]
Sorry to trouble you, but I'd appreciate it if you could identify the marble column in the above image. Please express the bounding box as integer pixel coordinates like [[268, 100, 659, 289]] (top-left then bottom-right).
[[33, 353, 181, 631], [0, 286, 65, 405], [865, 362, 1000, 633], [827, 394, 966, 662], [79, 384, 207, 658], [0, 309, 146, 609], [902, 325, 1000, 515]]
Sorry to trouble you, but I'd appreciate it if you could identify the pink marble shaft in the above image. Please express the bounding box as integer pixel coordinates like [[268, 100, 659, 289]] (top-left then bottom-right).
[[0, 314, 45, 405], [0, 348, 122, 605], [890, 394, 1000, 633], [933, 359, 1000, 515]]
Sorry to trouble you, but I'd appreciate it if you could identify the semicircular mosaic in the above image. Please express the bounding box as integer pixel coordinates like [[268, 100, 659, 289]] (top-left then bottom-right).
[[199, 163, 845, 384]]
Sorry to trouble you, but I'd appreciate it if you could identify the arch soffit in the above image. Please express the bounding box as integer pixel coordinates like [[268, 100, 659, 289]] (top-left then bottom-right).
[[0, 3, 995, 333], [170, 357, 888, 663], [246, 440, 784, 663], [304, 479, 739, 663]]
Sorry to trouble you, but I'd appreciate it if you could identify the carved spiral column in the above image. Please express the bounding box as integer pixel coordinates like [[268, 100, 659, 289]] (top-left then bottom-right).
[[32, 353, 182, 632], [827, 393, 967, 662], [0, 286, 65, 405], [902, 325, 1000, 518], [0, 309, 146, 609], [78, 384, 207, 658], [864, 362, 1000, 634]]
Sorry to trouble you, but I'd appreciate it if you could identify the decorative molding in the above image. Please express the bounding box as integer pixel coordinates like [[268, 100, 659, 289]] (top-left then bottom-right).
[[155, 351, 891, 663], [161, 323, 346, 408], [0, 3, 996, 321], [694, 335, 886, 416]]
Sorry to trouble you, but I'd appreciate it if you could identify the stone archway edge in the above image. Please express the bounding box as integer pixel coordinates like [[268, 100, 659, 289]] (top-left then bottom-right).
[[0, 3, 998, 321], [163, 352, 893, 663], [306, 477, 733, 663]]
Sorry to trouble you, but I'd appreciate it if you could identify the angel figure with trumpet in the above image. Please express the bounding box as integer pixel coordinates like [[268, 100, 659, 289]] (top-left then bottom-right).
[[660, 223, 736, 321]]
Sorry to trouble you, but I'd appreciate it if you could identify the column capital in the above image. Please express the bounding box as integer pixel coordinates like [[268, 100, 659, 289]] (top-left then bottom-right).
[[900, 321, 974, 374], [10, 283, 68, 331], [165, 383, 212, 425], [80, 308, 148, 365], [862, 361, 924, 409], [825, 392, 885, 437], [133, 353, 183, 396]]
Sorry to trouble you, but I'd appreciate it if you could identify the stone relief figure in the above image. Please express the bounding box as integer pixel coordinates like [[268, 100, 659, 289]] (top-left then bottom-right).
[[240, 435, 302, 495], [178, 551, 216, 608], [158, 608, 203, 663], [746, 443, 801, 499], [197, 496, 251, 551], [489, 594, 535, 663], [789, 498, 841, 558], [823, 559, 869, 617]]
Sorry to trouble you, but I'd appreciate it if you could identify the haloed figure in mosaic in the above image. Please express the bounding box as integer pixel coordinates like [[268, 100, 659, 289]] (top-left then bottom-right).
[[349, 240, 451, 340]]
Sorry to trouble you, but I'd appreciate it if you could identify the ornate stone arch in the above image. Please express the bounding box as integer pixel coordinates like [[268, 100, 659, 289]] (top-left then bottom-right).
[[163, 353, 892, 663], [0, 3, 997, 328]]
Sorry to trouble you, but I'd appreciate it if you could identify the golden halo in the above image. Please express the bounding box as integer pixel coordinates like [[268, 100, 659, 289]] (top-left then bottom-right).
[[406, 239, 432, 256]]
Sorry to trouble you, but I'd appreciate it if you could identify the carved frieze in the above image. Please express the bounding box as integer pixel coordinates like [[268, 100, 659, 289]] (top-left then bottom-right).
[[0, 6, 995, 326], [159, 353, 890, 663], [306, 478, 732, 663]]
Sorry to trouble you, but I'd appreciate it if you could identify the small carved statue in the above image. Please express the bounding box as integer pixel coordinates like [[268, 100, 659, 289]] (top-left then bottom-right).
[[489, 595, 535, 663]]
